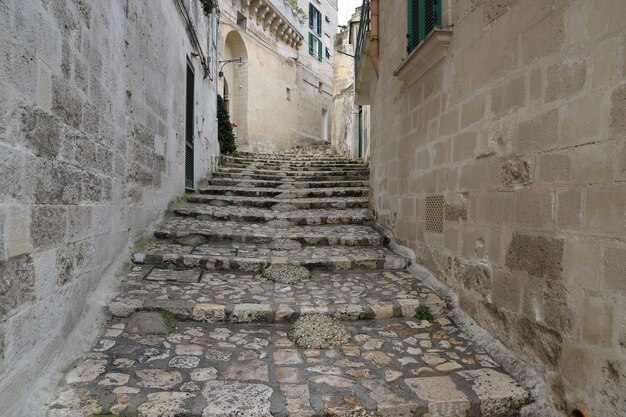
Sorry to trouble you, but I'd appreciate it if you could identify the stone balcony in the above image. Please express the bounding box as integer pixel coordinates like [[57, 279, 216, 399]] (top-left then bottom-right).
[[241, 0, 304, 48]]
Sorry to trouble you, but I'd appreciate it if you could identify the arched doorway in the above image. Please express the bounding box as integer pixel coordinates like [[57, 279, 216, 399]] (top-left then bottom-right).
[[220, 30, 248, 149]]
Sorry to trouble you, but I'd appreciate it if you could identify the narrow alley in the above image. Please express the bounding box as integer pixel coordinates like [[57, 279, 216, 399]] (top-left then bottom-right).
[[46, 145, 528, 416], [2, 0, 625, 416]]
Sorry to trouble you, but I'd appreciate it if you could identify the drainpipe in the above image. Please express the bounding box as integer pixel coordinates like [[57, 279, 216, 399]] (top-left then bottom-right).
[[370, 0, 380, 77]]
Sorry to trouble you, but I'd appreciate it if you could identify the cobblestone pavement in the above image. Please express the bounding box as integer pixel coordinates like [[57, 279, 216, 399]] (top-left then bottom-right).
[[47, 145, 530, 416]]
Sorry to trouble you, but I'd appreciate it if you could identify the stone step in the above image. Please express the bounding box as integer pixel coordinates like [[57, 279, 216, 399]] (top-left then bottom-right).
[[232, 151, 344, 159], [213, 172, 369, 181], [109, 266, 448, 324], [226, 156, 357, 164], [209, 178, 370, 189], [51, 315, 529, 416], [155, 218, 384, 246], [132, 241, 408, 272], [174, 205, 374, 225], [187, 194, 370, 209], [221, 161, 369, 171], [199, 186, 369, 198], [217, 167, 370, 176]]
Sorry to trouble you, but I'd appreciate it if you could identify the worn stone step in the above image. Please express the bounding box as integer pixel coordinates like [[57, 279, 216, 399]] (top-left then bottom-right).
[[132, 241, 408, 271], [213, 172, 369, 181], [108, 266, 447, 323], [217, 167, 370, 177], [223, 155, 366, 165], [155, 218, 384, 246], [220, 161, 369, 171], [174, 205, 374, 225], [187, 194, 370, 209], [232, 151, 346, 160], [199, 186, 369, 198], [209, 178, 370, 189], [213, 172, 369, 182], [51, 315, 529, 416]]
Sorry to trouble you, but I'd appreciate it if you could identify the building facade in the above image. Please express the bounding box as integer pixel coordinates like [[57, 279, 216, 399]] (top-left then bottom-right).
[[332, 7, 370, 160], [217, 0, 336, 152], [355, 0, 626, 416], [0, 1, 219, 414]]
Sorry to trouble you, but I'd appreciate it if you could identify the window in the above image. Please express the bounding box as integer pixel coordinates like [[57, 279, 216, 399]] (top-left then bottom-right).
[[309, 3, 322, 36], [407, 0, 442, 53], [325, 47, 331, 59], [308, 32, 323, 61], [237, 11, 247, 31]]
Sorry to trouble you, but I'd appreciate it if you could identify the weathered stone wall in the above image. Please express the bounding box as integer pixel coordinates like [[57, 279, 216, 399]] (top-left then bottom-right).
[[332, 10, 371, 160], [365, 0, 626, 415], [0, 0, 219, 414], [217, 0, 336, 152]]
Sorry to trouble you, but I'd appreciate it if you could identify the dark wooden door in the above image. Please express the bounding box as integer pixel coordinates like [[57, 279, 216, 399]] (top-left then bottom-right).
[[185, 60, 195, 189]]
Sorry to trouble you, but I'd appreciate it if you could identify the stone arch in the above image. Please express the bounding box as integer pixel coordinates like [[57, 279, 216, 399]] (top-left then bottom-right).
[[221, 30, 248, 148]]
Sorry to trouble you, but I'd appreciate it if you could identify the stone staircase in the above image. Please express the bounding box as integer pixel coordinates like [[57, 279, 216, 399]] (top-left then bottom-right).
[[46, 145, 530, 417]]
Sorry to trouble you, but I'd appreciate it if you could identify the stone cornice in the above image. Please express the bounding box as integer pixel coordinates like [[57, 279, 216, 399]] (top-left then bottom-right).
[[241, 0, 304, 48], [393, 29, 453, 86]]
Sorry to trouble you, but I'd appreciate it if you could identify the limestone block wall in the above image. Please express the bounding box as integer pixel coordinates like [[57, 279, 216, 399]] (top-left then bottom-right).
[[296, 0, 336, 144], [332, 12, 371, 160], [366, 0, 626, 415], [0, 0, 219, 414], [217, 0, 336, 152]]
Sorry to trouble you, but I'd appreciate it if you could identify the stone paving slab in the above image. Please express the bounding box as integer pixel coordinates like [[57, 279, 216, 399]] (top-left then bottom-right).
[[199, 185, 369, 198], [174, 204, 374, 225], [155, 217, 383, 246], [47, 145, 530, 416], [108, 267, 447, 323], [187, 194, 370, 209], [209, 178, 370, 189], [133, 241, 408, 272], [46, 318, 529, 417]]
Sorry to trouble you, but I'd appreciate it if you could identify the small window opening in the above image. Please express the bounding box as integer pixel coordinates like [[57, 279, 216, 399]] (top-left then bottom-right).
[[237, 12, 247, 30]]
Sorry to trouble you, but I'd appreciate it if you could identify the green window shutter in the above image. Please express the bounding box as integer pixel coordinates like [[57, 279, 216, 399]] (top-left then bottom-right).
[[407, 0, 419, 53], [309, 3, 314, 29], [318, 39, 323, 61], [309, 32, 314, 55], [317, 10, 322, 35], [407, 0, 441, 53]]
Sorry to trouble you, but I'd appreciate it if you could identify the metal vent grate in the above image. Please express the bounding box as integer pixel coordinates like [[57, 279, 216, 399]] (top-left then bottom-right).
[[425, 195, 444, 233]]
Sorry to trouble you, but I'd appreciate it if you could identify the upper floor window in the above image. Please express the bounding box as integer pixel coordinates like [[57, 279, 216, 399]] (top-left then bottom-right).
[[309, 33, 323, 61], [237, 12, 247, 31], [407, 0, 441, 53], [309, 3, 322, 36]]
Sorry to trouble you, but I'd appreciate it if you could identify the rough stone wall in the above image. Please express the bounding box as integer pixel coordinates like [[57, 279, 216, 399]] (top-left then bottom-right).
[[217, 0, 336, 152], [366, 0, 626, 415], [296, 0, 336, 144], [332, 22, 356, 156], [0, 0, 219, 414], [332, 12, 371, 160]]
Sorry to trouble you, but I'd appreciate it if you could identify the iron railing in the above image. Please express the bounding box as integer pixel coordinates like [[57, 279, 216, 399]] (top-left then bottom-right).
[[354, 0, 371, 78]]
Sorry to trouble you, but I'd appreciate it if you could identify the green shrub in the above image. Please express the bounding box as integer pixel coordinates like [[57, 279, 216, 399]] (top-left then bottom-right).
[[414, 306, 434, 321], [199, 0, 214, 15], [217, 95, 237, 154]]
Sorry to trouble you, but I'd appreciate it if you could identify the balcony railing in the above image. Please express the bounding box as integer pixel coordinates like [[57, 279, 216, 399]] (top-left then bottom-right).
[[354, 0, 370, 78]]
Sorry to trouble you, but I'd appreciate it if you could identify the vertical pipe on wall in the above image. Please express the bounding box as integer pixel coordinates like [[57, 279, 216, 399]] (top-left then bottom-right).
[[370, 0, 380, 76]]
